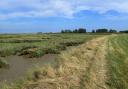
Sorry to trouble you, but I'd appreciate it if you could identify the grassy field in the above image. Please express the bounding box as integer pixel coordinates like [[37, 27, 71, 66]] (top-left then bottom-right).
[[1, 34, 107, 89], [107, 34, 128, 89], [0, 33, 100, 58], [1, 34, 128, 89]]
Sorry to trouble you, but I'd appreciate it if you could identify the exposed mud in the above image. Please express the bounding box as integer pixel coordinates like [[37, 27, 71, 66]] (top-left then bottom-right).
[[0, 54, 56, 87]]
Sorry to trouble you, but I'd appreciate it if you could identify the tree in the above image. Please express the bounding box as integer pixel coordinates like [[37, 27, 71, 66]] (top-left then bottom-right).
[[92, 30, 95, 33], [65, 30, 72, 33], [73, 29, 78, 33], [109, 29, 117, 33], [61, 29, 72, 33], [37, 32, 43, 34], [96, 28, 108, 33], [77, 28, 86, 33], [120, 30, 128, 33], [61, 28, 87, 33], [61, 30, 65, 33]]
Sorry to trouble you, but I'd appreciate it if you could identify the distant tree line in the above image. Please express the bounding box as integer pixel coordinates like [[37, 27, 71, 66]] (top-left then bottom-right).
[[61, 28, 86, 33], [92, 28, 117, 33], [119, 30, 128, 33], [61, 28, 118, 33], [36, 28, 128, 34], [92, 29, 128, 33], [93, 29, 128, 33]]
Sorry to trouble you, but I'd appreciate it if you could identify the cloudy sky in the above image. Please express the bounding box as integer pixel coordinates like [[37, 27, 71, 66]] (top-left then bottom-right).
[[0, 0, 128, 33]]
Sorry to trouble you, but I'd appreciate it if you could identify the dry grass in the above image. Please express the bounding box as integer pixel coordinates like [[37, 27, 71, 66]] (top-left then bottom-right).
[[18, 36, 109, 89]]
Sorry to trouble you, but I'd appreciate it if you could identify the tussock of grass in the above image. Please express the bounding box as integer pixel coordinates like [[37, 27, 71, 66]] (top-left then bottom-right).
[[0, 58, 9, 68], [1, 79, 26, 89]]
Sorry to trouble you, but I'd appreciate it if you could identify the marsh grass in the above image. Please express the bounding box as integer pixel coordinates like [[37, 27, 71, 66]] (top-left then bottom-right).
[[0, 34, 102, 89], [0, 58, 9, 68], [0, 34, 100, 57], [1, 79, 26, 89], [107, 34, 128, 89], [6, 36, 107, 89]]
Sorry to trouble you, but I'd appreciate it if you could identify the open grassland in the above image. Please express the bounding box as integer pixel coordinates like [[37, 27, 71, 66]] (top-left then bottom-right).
[[2, 34, 128, 89], [2, 36, 108, 89], [107, 34, 128, 89], [0, 33, 101, 58]]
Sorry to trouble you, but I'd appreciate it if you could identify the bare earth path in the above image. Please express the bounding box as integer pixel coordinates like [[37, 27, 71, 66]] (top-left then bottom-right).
[[22, 36, 109, 89]]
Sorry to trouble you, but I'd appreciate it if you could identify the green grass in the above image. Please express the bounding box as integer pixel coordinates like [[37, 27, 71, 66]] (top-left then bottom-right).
[[1, 79, 26, 89], [107, 34, 128, 89], [0, 33, 101, 57], [0, 58, 9, 68]]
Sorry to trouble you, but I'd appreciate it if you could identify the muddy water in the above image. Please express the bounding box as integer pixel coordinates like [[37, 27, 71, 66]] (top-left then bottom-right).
[[0, 54, 56, 87]]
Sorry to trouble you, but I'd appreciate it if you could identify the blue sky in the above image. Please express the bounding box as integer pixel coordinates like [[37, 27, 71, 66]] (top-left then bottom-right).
[[0, 0, 128, 33]]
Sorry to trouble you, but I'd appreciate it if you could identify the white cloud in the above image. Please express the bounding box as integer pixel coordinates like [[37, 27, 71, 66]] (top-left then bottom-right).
[[0, 0, 128, 20]]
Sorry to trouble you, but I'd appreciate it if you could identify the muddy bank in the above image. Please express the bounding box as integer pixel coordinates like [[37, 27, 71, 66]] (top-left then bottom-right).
[[0, 54, 56, 87]]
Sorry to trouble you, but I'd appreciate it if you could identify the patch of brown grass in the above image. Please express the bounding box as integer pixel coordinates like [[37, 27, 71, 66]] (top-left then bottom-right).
[[21, 36, 109, 89]]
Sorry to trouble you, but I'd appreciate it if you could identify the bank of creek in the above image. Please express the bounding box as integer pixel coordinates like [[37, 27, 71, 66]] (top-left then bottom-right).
[[0, 54, 56, 87]]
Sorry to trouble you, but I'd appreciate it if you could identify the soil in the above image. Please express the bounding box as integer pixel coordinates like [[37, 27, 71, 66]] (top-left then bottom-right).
[[0, 54, 56, 87]]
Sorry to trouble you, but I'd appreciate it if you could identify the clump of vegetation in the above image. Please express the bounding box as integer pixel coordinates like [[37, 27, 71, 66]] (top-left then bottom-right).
[[0, 58, 9, 68], [30, 49, 45, 58], [2, 79, 26, 89], [60, 41, 84, 46]]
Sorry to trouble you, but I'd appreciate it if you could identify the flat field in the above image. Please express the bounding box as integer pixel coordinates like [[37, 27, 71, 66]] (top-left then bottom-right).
[[0, 33, 100, 58], [1, 34, 128, 89]]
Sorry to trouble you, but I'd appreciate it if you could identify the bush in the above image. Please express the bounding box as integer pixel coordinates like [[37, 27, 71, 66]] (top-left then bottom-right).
[[96, 28, 108, 33]]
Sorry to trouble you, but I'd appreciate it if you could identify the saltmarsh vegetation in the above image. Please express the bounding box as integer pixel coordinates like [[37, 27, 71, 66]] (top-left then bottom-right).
[[107, 34, 128, 89], [0, 58, 9, 68], [2, 36, 108, 89], [0, 33, 100, 57], [2, 34, 128, 89]]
